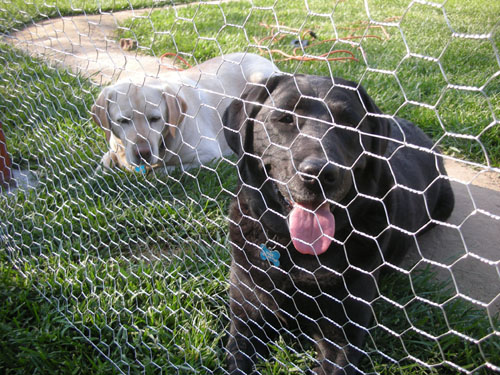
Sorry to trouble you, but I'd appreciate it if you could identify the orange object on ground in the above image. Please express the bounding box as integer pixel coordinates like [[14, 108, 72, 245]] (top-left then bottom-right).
[[0, 122, 12, 187]]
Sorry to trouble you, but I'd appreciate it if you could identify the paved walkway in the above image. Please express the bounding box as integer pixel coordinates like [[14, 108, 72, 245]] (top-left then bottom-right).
[[404, 181, 500, 313], [5, 9, 166, 85]]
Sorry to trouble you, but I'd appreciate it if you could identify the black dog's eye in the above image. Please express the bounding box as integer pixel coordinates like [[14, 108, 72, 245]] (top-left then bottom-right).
[[279, 114, 294, 124], [264, 164, 271, 175]]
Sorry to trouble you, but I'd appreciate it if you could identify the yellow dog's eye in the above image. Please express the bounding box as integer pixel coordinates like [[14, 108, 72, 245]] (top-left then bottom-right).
[[116, 118, 130, 125]]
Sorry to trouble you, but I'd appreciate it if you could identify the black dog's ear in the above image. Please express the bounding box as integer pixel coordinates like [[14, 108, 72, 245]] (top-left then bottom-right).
[[222, 98, 247, 156], [223, 75, 282, 156], [356, 84, 391, 157]]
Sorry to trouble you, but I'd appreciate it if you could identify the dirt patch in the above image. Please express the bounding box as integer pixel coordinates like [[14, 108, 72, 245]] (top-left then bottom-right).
[[445, 159, 500, 192]]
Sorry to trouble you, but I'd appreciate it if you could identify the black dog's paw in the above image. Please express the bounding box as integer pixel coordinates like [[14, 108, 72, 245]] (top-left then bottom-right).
[[226, 353, 255, 375], [308, 365, 356, 375], [308, 366, 329, 375]]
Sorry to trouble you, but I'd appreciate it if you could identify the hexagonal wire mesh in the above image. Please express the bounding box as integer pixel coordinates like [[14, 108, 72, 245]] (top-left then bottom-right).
[[0, 0, 499, 374]]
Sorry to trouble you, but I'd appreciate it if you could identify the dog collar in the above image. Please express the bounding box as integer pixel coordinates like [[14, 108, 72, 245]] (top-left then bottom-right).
[[260, 244, 280, 267]]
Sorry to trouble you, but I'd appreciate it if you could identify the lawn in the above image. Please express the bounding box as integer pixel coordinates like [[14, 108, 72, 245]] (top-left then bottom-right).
[[0, 0, 499, 374]]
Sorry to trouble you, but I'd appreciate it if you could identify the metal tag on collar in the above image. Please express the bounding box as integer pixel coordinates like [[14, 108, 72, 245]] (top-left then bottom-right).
[[260, 244, 280, 267], [135, 165, 147, 174]]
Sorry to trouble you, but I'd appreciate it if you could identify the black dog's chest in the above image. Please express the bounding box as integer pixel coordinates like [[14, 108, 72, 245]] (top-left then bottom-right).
[[229, 198, 350, 289], [229, 193, 384, 264]]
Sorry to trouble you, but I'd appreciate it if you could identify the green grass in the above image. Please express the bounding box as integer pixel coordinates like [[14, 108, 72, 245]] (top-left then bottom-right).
[[118, 0, 500, 166], [0, 46, 100, 172], [0, 256, 118, 374], [0, 0, 499, 374]]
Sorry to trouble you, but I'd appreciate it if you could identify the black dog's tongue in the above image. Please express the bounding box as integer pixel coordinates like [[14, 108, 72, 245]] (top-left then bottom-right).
[[289, 202, 335, 255]]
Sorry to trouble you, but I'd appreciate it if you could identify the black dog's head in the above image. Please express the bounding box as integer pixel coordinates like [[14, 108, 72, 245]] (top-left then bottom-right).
[[223, 74, 390, 255]]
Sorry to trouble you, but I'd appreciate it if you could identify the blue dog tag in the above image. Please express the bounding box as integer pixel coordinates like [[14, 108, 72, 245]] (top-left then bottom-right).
[[260, 244, 280, 267], [135, 165, 146, 174]]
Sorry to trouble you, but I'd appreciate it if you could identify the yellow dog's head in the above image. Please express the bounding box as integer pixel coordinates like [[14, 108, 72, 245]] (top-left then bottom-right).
[[92, 82, 187, 171]]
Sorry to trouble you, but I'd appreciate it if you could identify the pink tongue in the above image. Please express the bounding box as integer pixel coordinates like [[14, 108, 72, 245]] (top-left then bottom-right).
[[289, 203, 335, 256]]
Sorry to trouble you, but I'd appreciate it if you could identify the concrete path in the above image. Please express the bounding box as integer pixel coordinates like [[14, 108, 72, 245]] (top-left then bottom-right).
[[406, 179, 500, 314], [4, 8, 500, 313], [4, 9, 167, 85], [413, 160, 500, 314]]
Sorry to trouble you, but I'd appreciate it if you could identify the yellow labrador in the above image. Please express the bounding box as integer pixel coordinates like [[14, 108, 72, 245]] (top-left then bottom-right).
[[91, 53, 279, 172]]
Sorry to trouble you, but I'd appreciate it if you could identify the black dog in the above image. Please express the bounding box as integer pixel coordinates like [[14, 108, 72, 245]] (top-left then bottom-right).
[[223, 74, 454, 374]]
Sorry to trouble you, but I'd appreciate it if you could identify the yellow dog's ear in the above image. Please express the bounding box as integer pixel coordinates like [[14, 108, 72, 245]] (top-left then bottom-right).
[[91, 88, 112, 142], [163, 88, 187, 138]]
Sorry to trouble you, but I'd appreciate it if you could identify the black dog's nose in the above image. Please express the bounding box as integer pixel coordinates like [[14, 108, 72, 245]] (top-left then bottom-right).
[[298, 158, 337, 188]]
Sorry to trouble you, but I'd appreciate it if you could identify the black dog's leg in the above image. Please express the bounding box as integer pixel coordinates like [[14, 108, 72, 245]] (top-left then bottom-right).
[[305, 312, 365, 375], [310, 271, 377, 375], [226, 319, 269, 375], [309, 308, 369, 375], [226, 285, 280, 375]]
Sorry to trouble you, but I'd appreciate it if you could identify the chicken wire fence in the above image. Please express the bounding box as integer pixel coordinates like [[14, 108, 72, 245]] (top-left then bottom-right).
[[0, 0, 499, 374]]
